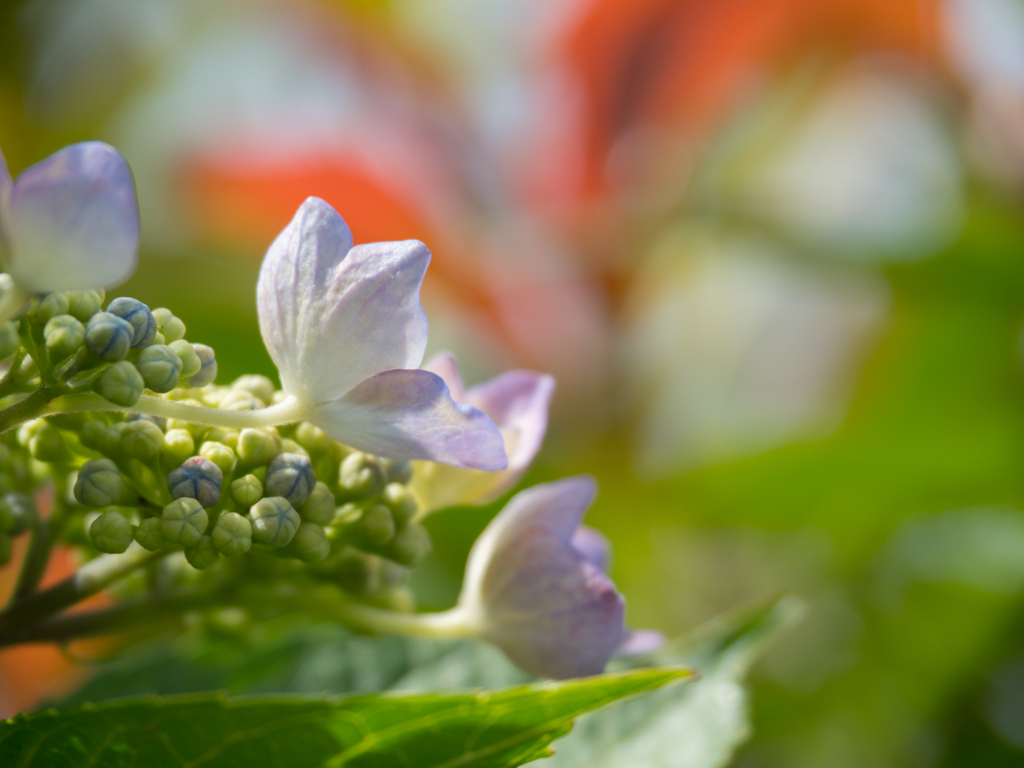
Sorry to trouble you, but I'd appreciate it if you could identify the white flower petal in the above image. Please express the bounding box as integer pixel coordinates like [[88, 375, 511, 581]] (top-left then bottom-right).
[[257, 197, 430, 403], [311, 369, 507, 470], [4, 142, 139, 292], [422, 350, 466, 402]]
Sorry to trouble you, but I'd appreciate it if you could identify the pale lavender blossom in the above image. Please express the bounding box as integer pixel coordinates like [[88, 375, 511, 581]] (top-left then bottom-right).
[[0, 142, 139, 303], [257, 197, 506, 470], [410, 351, 554, 512]]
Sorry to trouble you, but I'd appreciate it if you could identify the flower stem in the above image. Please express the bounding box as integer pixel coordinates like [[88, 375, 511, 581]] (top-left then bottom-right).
[[332, 602, 476, 638], [0, 385, 60, 434]]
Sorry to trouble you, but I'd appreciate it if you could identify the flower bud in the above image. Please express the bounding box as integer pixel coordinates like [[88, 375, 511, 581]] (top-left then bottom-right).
[[199, 441, 236, 476], [250, 496, 300, 546], [167, 456, 223, 508], [206, 427, 239, 451], [99, 421, 129, 457], [28, 421, 68, 462], [16, 418, 44, 447], [120, 419, 165, 461], [380, 458, 414, 485], [212, 511, 252, 556], [0, 321, 18, 359], [343, 503, 395, 546], [170, 339, 201, 378], [189, 344, 217, 387], [43, 314, 85, 361], [30, 292, 70, 324], [151, 308, 186, 343], [185, 535, 219, 569], [97, 361, 144, 407], [291, 522, 329, 562], [218, 390, 264, 412], [231, 374, 275, 404], [265, 452, 315, 507], [0, 492, 33, 535], [161, 429, 194, 467], [166, 401, 208, 440], [89, 510, 135, 554], [299, 481, 336, 525], [230, 474, 263, 507], [0, 535, 10, 566], [74, 459, 124, 507], [161, 497, 209, 546], [85, 312, 134, 361], [136, 344, 183, 393], [79, 420, 108, 451], [135, 517, 165, 551], [294, 421, 334, 455], [382, 483, 418, 527], [67, 290, 104, 322], [384, 522, 431, 566], [237, 428, 278, 466], [339, 452, 385, 499], [107, 297, 157, 348], [279, 438, 308, 457], [334, 550, 376, 594]]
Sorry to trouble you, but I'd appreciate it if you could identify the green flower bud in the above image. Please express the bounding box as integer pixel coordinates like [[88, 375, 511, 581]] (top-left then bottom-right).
[[99, 421, 130, 457], [337, 503, 394, 547], [97, 361, 144, 407], [212, 511, 252, 556], [135, 517, 165, 551], [189, 344, 217, 387], [85, 312, 133, 361], [199, 441, 236, 475], [237, 428, 278, 467], [218, 390, 263, 411], [335, 550, 376, 594], [152, 308, 186, 343], [231, 474, 263, 507], [291, 522, 329, 562], [385, 522, 432, 566], [166, 400, 208, 440], [167, 456, 222, 508], [0, 535, 10, 566], [265, 452, 316, 507], [0, 321, 17, 359], [380, 458, 414, 485], [47, 412, 87, 431], [206, 427, 239, 451], [299, 482, 336, 525], [121, 419, 165, 461], [250, 496, 300, 546], [161, 497, 209, 546], [231, 374, 275, 404], [74, 459, 124, 507], [107, 297, 157, 348], [89, 510, 135, 554], [294, 421, 334, 455], [382, 483, 418, 527], [136, 344, 183, 393], [250, 465, 267, 486], [161, 429, 195, 467], [185, 535, 219, 569], [279, 438, 308, 457], [339, 452, 385, 498], [28, 421, 68, 462], [16, 418, 45, 447], [30, 292, 70, 324], [67, 290, 104, 322], [170, 339, 201, 377], [79, 420, 108, 451], [152, 332, 165, 345], [0, 492, 33, 535]]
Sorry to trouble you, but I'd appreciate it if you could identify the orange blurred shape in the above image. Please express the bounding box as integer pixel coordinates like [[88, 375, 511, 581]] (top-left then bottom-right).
[[559, 0, 943, 200]]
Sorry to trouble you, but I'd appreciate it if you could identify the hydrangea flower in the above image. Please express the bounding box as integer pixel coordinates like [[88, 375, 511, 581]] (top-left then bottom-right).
[[409, 352, 554, 513], [257, 197, 506, 471], [0, 142, 140, 319]]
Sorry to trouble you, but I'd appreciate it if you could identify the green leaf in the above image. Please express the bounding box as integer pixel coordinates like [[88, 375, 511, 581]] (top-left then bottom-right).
[[1, 667, 690, 768]]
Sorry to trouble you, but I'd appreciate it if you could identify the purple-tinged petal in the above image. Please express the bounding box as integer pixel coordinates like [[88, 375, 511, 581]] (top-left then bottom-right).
[[4, 142, 139, 292], [460, 477, 626, 679], [617, 629, 667, 656], [423, 350, 466, 402], [311, 369, 507, 470], [0, 145, 10, 202], [571, 525, 611, 574], [257, 197, 430, 403]]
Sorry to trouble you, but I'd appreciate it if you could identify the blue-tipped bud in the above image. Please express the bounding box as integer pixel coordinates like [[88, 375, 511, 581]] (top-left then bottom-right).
[[107, 297, 156, 348], [161, 429, 195, 467], [212, 511, 252, 556], [170, 339, 201, 378], [136, 344, 183, 393], [85, 312, 133, 361], [167, 456, 223, 508], [151, 307, 186, 343], [291, 522, 330, 562], [74, 459, 124, 507], [265, 452, 316, 508], [237, 428, 278, 467], [185, 535, 219, 569], [299, 481, 336, 525], [250, 496, 300, 546], [0, 321, 17, 359], [199, 441, 236, 475], [67, 290, 104, 323], [340, 452, 385, 498], [0, 492, 33, 535], [380, 458, 414, 485], [98, 361, 144, 407], [30, 292, 70, 324], [382, 483, 418, 528], [121, 419, 165, 461], [189, 344, 217, 387], [231, 375, 275, 404], [89, 510, 135, 554], [135, 517, 165, 551], [161, 497, 208, 546], [231, 474, 263, 507], [44, 314, 86, 361]]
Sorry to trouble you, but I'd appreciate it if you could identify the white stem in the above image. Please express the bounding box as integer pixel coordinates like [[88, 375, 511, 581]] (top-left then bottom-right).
[[0, 284, 28, 326], [336, 602, 478, 638], [45, 392, 307, 430]]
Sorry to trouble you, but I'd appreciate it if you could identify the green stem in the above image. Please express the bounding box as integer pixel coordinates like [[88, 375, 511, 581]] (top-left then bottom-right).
[[9, 501, 65, 604], [331, 602, 476, 638], [0, 385, 60, 434]]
